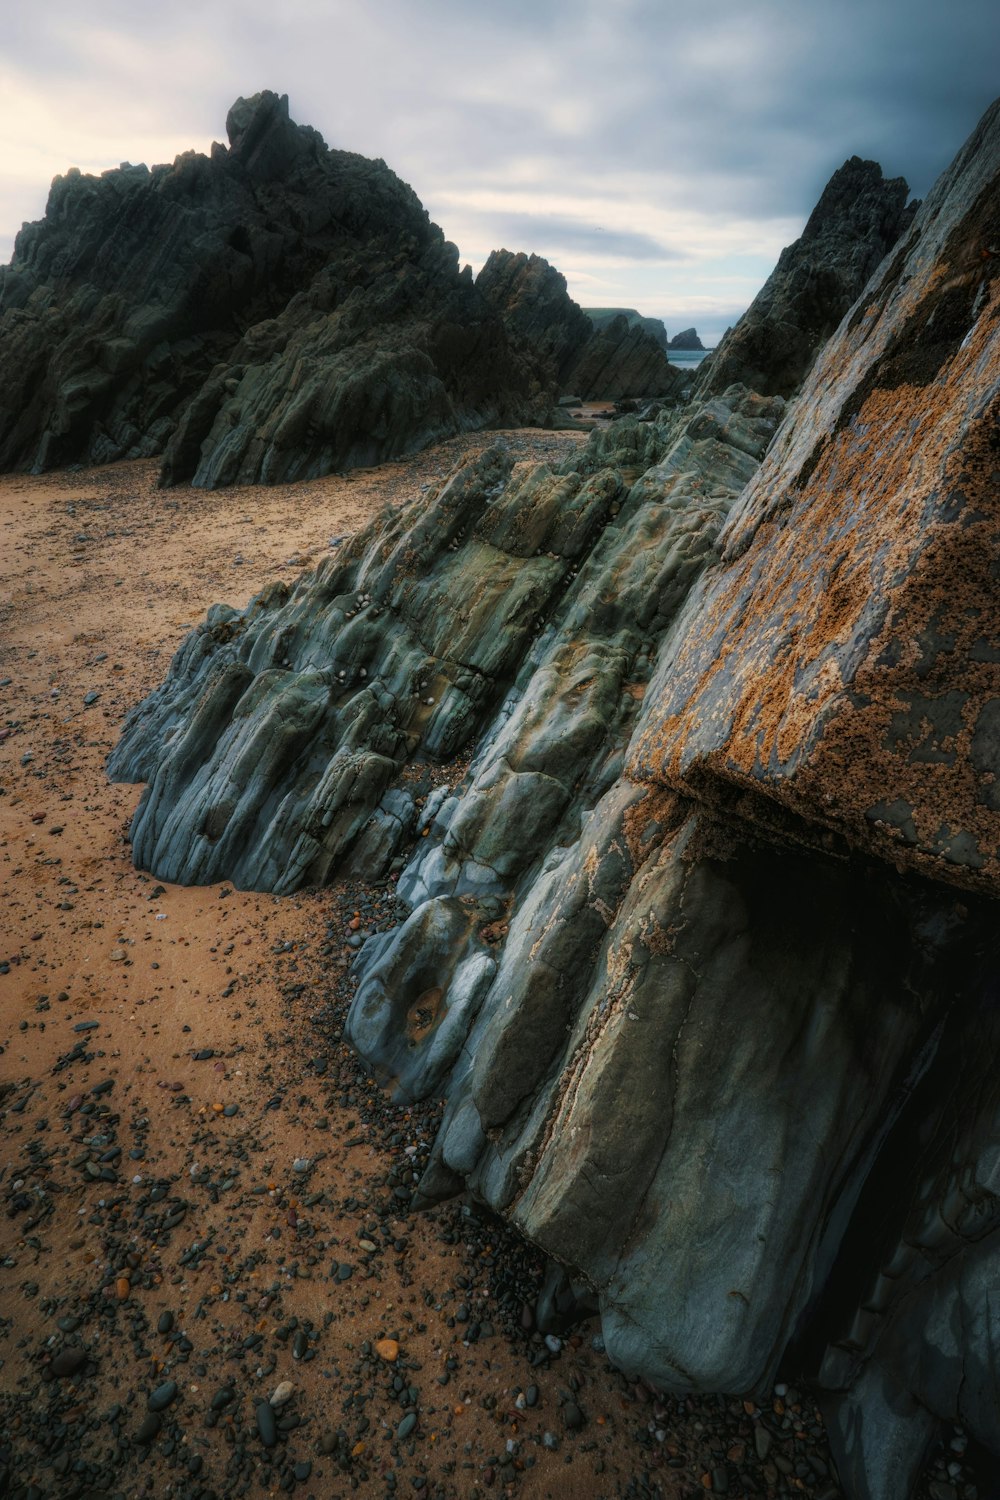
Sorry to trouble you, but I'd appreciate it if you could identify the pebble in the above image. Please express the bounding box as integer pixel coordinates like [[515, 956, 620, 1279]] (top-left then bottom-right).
[[375, 1337, 400, 1362], [135, 1411, 163, 1445], [396, 1412, 417, 1440], [148, 1379, 178, 1412], [270, 1380, 295, 1407], [157, 1310, 174, 1334], [256, 1399, 277, 1447], [562, 1400, 585, 1431], [50, 1347, 86, 1377]]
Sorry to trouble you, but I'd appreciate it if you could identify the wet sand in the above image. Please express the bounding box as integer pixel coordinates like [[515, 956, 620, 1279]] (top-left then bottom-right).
[[1, 437, 837, 1498]]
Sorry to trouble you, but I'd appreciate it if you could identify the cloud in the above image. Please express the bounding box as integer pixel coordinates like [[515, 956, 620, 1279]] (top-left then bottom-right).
[[1, 0, 997, 345]]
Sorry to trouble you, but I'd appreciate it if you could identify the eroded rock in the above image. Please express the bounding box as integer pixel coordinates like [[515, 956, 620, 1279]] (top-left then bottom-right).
[[697, 155, 914, 398], [0, 92, 554, 485]]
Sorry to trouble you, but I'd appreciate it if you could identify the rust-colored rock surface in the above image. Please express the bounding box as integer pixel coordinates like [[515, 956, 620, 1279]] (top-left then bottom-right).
[[633, 99, 1000, 892]]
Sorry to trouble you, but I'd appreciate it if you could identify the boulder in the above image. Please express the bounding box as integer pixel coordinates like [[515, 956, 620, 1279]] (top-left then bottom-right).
[[0, 92, 553, 485], [697, 155, 914, 398]]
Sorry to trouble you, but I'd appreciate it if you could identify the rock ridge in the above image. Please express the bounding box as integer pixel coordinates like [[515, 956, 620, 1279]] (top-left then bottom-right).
[[698, 155, 914, 398], [0, 92, 555, 486]]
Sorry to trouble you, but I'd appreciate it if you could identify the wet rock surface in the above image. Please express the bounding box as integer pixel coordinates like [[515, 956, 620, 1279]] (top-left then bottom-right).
[[103, 101, 1000, 1500], [697, 155, 914, 399], [0, 91, 557, 488]]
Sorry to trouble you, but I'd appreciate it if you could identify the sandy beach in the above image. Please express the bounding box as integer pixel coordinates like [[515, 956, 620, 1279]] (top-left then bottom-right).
[[0, 436, 835, 1499]]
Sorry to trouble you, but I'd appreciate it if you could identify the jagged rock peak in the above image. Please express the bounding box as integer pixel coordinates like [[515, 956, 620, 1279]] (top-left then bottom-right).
[[698, 154, 913, 398], [0, 95, 554, 484], [225, 88, 289, 146], [475, 249, 594, 385]]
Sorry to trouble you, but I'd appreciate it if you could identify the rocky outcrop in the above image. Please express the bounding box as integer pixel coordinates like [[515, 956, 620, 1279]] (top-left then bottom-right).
[[475, 250, 594, 387], [109, 385, 778, 889], [667, 326, 705, 351], [478, 256, 680, 401], [582, 307, 668, 348], [564, 312, 683, 400], [109, 97, 1000, 1500], [698, 155, 914, 399], [0, 92, 553, 486]]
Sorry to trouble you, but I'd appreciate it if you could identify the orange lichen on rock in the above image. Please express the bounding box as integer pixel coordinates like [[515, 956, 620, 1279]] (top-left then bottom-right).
[[630, 120, 1000, 892]]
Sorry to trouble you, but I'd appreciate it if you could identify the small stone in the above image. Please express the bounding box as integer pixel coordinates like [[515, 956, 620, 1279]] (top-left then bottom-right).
[[50, 1347, 86, 1377], [135, 1411, 163, 1444], [396, 1412, 417, 1440], [256, 1400, 277, 1446], [270, 1380, 295, 1407], [375, 1338, 399, 1362], [148, 1379, 178, 1412], [562, 1401, 584, 1431]]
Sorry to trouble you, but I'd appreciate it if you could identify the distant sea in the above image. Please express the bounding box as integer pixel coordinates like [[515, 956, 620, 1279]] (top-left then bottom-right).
[[666, 349, 711, 368]]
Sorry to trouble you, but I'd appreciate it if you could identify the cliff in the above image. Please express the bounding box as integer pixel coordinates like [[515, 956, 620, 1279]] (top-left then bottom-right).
[[582, 306, 669, 348]]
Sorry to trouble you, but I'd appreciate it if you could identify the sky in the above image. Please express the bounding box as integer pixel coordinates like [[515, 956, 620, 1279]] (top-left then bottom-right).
[[1, 1, 997, 347]]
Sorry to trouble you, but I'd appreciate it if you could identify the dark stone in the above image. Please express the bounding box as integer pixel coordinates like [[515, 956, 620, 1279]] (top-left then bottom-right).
[[134, 1412, 163, 1445], [49, 1347, 87, 1377], [255, 1401, 277, 1448], [148, 1380, 178, 1412]]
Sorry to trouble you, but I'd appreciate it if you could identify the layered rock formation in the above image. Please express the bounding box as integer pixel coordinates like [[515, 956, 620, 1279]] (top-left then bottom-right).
[[109, 97, 1000, 1500], [478, 254, 681, 400], [698, 155, 914, 398], [582, 306, 669, 348], [475, 250, 594, 387], [0, 92, 554, 486], [565, 311, 683, 399], [109, 386, 778, 889]]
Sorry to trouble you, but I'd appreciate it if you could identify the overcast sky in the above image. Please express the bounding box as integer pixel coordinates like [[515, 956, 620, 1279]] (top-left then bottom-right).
[[1, 0, 997, 345]]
